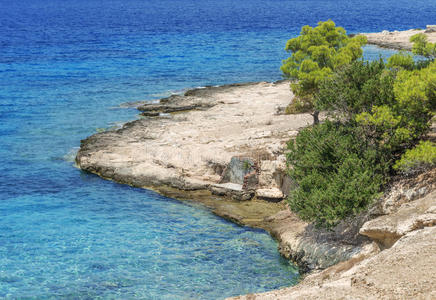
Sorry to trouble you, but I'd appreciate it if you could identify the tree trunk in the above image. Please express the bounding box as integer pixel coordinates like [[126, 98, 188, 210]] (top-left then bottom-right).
[[312, 110, 320, 125]]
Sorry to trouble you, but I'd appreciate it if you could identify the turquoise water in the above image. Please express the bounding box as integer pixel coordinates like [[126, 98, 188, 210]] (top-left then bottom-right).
[[1, 0, 436, 298]]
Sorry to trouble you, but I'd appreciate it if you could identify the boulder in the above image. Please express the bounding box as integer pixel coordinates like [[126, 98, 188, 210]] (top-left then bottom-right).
[[220, 157, 256, 185], [280, 174, 295, 197], [258, 160, 285, 188], [256, 188, 284, 202], [360, 191, 436, 248], [210, 182, 253, 201]]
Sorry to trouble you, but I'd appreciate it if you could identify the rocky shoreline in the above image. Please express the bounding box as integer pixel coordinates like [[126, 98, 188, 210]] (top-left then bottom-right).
[[230, 168, 436, 299], [75, 30, 436, 298], [361, 25, 436, 50], [76, 80, 365, 272]]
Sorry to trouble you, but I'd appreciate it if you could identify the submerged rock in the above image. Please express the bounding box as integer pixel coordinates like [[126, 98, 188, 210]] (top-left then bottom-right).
[[210, 182, 253, 201]]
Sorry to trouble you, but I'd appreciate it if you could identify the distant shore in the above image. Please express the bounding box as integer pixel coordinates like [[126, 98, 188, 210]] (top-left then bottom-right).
[[361, 26, 436, 50]]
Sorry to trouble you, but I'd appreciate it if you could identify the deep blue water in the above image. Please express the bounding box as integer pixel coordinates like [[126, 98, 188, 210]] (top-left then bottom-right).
[[1, 0, 435, 299]]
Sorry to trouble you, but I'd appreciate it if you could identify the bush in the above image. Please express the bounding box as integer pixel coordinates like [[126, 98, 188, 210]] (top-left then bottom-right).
[[361, 59, 436, 153], [318, 59, 434, 155], [286, 121, 386, 228], [394, 141, 436, 173], [317, 60, 396, 118], [386, 52, 415, 70], [410, 33, 436, 59]]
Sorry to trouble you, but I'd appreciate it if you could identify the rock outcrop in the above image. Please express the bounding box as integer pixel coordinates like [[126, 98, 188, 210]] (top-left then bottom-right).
[[76, 80, 371, 272], [76, 81, 309, 200], [229, 168, 436, 299], [359, 169, 436, 248], [231, 226, 436, 300], [361, 28, 436, 50], [263, 209, 369, 273], [360, 192, 436, 248], [76, 76, 436, 299]]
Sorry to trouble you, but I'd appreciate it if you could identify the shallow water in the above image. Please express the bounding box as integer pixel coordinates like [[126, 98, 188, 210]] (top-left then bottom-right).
[[1, 0, 436, 299]]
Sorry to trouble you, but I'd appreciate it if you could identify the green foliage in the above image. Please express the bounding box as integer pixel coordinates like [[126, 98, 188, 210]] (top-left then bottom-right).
[[356, 105, 414, 153], [287, 121, 385, 228], [394, 60, 436, 110], [243, 160, 253, 171], [284, 22, 436, 229], [394, 141, 436, 172], [281, 20, 367, 117], [317, 60, 396, 118], [318, 58, 434, 154], [387, 52, 415, 70], [410, 33, 436, 59], [388, 60, 435, 141]]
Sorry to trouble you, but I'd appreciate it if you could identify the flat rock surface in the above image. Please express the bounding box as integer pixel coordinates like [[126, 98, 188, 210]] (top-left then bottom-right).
[[76, 81, 310, 192], [361, 29, 436, 50], [213, 182, 243, 191]]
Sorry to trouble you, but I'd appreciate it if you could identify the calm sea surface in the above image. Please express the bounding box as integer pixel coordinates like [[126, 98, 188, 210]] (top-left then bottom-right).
[[1, 0, 435, 298]]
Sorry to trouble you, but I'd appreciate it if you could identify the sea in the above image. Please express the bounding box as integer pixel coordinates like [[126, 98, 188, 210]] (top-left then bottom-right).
[[1, 0, 435, 299]]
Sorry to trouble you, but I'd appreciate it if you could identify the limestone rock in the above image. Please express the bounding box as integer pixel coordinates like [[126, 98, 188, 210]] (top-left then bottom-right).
[[138, 103, 215, 115], [280, 175, 295, 197], [229, 226, 436, 299], [256, 188, 284, 202], [210, 183, 253, 201], [258, 160, 285, 188], [76, 81, 312, 197], [264, 209, 367, 272], [379, 168, 435, 214], [360, 190, 436, 248], [220, 157, 256, 185], [242, 171, 258, 191], [362, 28, 436, 50]]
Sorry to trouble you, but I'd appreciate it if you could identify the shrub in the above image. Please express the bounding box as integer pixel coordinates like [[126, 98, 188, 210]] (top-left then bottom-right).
[[317, 60, 396, 119], [394, 141, 436, 173], [286, 121, 386, 228], [410, 33, 436, 59], [387, 52, 415, 70], [318, 59, 434, 155]]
